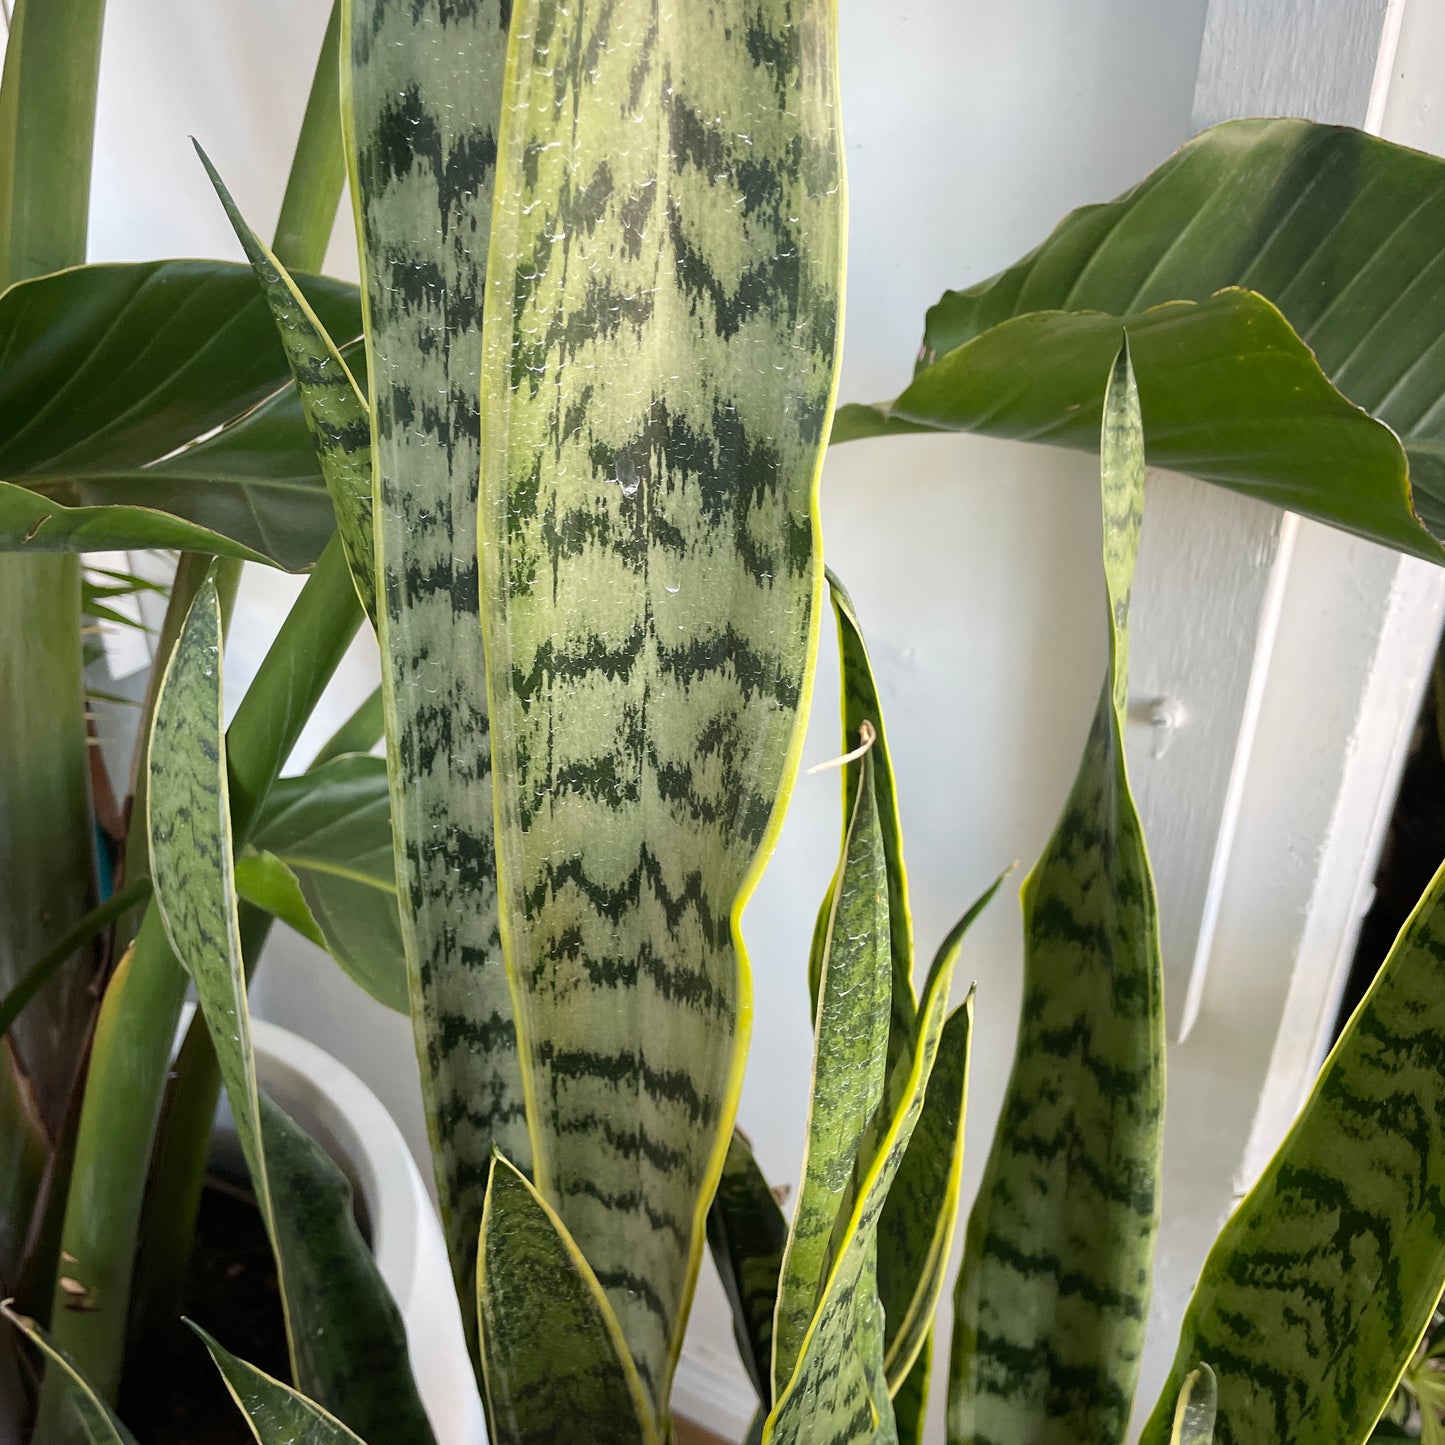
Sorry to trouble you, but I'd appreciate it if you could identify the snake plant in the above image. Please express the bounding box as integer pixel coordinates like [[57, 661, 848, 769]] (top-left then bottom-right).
[[8, 1, 1445, 1443]]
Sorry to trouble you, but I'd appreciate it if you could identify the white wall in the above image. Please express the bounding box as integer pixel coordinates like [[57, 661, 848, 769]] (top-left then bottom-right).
[[71, 1, 1250, 1439]]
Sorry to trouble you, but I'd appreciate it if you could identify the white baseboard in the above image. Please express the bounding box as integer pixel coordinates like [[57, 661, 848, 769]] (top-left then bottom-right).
[[672, 1347, 757, 1441]]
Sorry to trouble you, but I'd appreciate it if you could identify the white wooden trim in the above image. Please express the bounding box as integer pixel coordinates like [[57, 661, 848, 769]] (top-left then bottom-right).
[[1132, 0, 1445, 1429], [1129, 0, 1410, 1046]]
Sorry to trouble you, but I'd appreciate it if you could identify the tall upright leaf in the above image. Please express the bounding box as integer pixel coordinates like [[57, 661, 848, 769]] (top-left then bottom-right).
[[1138, 858, 1445, 1445], [949, 345, 1164, 1445], [478, 1156, 658, 1445], [147, 579, 433, 1445], [198, 148, 377, 619], [765, 899, 995, 1445], [773, 760, 892, 1395], [478, 0, 843, 1412], [342, 0, 528, 1359]]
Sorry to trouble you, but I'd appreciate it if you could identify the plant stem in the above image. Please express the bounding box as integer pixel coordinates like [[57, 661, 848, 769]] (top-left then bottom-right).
[[272, 0, 344, 276], [0, 0, 106, 1345]]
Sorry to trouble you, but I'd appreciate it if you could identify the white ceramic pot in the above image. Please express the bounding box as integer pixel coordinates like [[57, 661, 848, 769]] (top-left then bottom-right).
[[200, 1009, 488, 1445]]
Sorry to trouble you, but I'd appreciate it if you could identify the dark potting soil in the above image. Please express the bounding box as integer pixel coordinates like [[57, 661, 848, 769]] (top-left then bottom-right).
[[120, 1176, 290, 1445]]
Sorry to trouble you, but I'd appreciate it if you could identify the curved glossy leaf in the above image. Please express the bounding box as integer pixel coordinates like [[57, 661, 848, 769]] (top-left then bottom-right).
[[193, 1325, 367, 1445], [836, 118, 1445, 562], [248, 756, 406, 1014], [0, 261, 361, 568], [821, 572, 917, 1086], [478, 1155, 658, 1445], [878, 996, 973, 1394], [773, 757, 892, 1396], [1, 1302, 138, 1445], [234, 851, 327, 950], [1138, 852, 1445, 1445], [147, 579, 432, 1445], [705, 1132, 788, 1407], [949, 347, 1164, 1445], [344, 0, 529, 1368], [765, 888, 999, 1445], [198, 147, 377, 617], [477, 0, 843, 1413]]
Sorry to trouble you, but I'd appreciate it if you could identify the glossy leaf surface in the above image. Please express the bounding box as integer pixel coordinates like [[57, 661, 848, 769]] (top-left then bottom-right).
[[199, 148, 377, 617], [195, 1326, 368, 1445], [773, 759, 892, 1396], [949, 348, 1164, 1445], [0, 261, 359, 567], [1137, 856, 1445, 1445], [1168, 1366, 1217, 1445], [878, 995, 973, 1393], [478, 1156, 657, 1445], [765, 892, 997, 1445], [344, 0, 528, 1359], [147, 579, 432, 1445], [706, 1132, 789, 1407], [836, 119, 1445, 562], [478, 0, 843, 1412], [248, 756, 406, 1014]]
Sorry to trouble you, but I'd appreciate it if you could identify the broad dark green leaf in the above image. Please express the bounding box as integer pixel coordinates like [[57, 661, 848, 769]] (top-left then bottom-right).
[[344, 0, 528, 1367], [0, 261, 361, 568], [705, 1132, 788, 1407], [765, 891, 998, 1445], [247, 756, 407, 1014], [477, 0, 843, 1413], [892, 1334, 932, 1445], [478, 1155, 657, 1445], [1137, 854, 1445, 1445], [877, 996, 973, 1393], [773, 757, 892, 1396], [835, 118, 1445, 562], [193, 1325, 367, 1445], [198, 147, 377, 618], [147, 579, 433, 1445], [949, 346, 1163, 1445]]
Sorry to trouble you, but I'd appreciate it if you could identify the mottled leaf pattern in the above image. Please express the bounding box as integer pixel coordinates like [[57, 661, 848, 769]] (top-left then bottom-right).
[[773, 759, 891, 1394], [198, 146, 377, 619], [765, 897, 995, 1445], [823, 571, 917, 1088], [343, 0, 528, 1359], [194, 1326, 368, 1445], [706, 1131, 789, 1406], [1137, 857, 1445, 1445], [878, 995, 973, 1392], [147, 580, 433, 1445], [478, 1155, 658, 1445], [1, 1303, 138, 1445], [478, 0, 843, 1413], [949, 344, 1163, 1445], [249, 756, 408, 1014]]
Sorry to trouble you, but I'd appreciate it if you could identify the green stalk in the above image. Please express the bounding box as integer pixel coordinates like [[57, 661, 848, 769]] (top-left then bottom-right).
[[0, 0, 106, 1393], [272, 0, 345, 276]]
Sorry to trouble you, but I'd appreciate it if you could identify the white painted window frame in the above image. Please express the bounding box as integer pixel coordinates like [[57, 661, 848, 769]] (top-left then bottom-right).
[[1131, 0, 1445, 1421]]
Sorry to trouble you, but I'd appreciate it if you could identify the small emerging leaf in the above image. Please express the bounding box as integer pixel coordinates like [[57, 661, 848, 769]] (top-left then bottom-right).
[[478, 1155, 658, 1445], [192, 1323, 368, 1445], [1, 1301, 139, 1445], [1170, 1366, 1217, 1445]]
